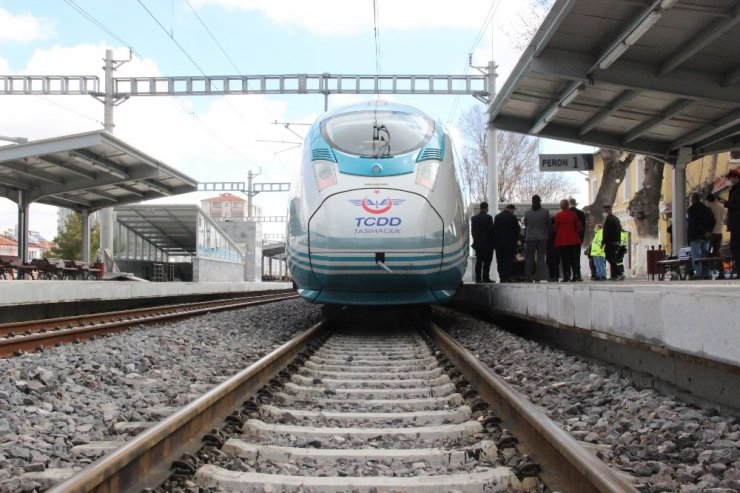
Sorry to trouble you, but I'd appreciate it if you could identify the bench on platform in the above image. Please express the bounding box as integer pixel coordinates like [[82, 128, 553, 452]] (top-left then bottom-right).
[[656, 247, 692, 280], [67, 260, 102, 280], [658, 244, 734, 280], [0, 255, 20, 279], [689, 243, 734, 279]]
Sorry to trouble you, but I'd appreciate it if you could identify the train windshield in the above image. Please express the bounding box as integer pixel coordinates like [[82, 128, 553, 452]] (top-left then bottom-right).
[[321, 110, 434, 158]]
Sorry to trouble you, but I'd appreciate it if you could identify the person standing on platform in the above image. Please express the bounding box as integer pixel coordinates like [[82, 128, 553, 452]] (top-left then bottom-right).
[[546, 217, 560, 282], [493, 204, 521, 283], [590, 224, 607, 280], [471, 201, 495, 283], [706, 193, 725, 257], [719, 169, 740, 278], [523, 195, 550, 282], [602, 204, 623, 280], [687, 192, 715, 280], [616, 229, 629, 280], [569, 198, 587, 281], [554, 199, 583, 282]]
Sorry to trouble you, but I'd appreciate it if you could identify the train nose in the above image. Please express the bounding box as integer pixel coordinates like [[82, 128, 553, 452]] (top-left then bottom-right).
[[307, 189, 444, 292]]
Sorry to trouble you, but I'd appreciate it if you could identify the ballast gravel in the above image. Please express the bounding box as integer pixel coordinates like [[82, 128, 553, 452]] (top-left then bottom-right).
[[434, 307, 740, 493], [0, 299, 320, 493]]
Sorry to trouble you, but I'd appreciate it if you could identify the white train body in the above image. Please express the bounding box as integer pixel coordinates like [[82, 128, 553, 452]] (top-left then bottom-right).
[[286, 101, 468, 305]]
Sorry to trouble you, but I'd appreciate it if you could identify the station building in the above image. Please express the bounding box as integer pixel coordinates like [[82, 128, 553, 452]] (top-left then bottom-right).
[[587, 150, 739, 276]]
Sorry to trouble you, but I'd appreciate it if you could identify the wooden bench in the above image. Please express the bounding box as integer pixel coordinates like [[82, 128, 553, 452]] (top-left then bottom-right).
[[66, 260, 102, 280], [656, 247, 692, 280], [0, 255, 19, 279], [9, 258, 38, 280], [31, 258, 77, 280], [658, 244, 734, 280]]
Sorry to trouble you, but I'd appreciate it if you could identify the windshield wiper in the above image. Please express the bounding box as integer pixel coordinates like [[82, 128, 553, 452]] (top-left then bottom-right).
[[372, 124, 391, 158]]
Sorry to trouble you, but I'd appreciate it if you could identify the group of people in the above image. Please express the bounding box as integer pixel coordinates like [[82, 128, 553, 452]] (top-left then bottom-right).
[[470, 202, 520, 283], [683, 167, 740, 279], [471, 196, 627, 283]]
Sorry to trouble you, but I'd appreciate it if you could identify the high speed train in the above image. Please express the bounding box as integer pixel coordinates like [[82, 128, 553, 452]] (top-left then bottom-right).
[[286, 101, 468, 305]]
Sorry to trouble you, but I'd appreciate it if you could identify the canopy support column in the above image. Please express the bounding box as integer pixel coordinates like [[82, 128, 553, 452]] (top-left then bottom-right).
[[671, 147, 691, 252], [81, 209, 90, 262], [16, 190, 30, 263]]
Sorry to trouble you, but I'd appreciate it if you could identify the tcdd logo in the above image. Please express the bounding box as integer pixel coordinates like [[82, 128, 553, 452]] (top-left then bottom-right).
[[349, 192, 405, 215], [354, 217, 402, 227]]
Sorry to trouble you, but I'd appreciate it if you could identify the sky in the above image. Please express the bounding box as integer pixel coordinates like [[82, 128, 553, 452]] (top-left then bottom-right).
[[0, 0, 593, 241]]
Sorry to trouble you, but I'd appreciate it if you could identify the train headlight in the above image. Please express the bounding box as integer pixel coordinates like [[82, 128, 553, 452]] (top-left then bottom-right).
[[415, 161, 440, 190], [313, 161, 337, 191]]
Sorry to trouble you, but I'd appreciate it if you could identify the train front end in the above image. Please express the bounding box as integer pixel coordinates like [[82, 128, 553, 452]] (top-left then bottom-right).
[[287, 102, 468, 305]]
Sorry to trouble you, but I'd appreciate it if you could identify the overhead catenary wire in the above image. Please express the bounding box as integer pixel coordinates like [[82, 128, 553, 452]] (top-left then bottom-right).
[[61, 0, 140, 57], [183, 0, 293, 174], [136, 0, 269, 173], [60, 0, 266, 174], [446, 0, 502, 125], [373, 0, 382, 97]]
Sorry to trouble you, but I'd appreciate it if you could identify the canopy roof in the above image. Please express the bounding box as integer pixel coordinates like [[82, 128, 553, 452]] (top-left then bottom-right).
[[0, 131, 197, 211], [489, 0, 740, 163], [114, 204, 241, 258]]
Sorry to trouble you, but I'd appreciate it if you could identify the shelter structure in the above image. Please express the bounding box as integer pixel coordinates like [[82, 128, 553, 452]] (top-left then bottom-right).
[[113, 204, 245, 282], [0, 131, 198, 262], [488, 0, 740, 250]]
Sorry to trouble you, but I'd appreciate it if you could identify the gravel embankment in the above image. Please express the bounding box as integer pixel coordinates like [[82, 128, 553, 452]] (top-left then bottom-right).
[[434, 307, 740, 493], [0, 299, 321, 493]]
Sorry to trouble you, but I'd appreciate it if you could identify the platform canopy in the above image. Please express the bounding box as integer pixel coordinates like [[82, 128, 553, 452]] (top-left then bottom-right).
[[114, 204, 200, 257], [489, 0, 740, 163], [0, 131, 198, 211]]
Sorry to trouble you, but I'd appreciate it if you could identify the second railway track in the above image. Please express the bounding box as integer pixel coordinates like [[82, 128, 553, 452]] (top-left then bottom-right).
[[49, 311, 639, 493], [0, 291, 297, 358]]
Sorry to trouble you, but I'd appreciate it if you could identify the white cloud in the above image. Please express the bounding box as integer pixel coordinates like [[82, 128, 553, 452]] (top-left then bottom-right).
[[192, 0, 496, 35], [0, 6, 54, 42], [0, 44, 311, 239]]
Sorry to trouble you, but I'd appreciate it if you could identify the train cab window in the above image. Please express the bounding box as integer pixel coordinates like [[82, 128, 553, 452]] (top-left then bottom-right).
[[321, 110, 434, 158]]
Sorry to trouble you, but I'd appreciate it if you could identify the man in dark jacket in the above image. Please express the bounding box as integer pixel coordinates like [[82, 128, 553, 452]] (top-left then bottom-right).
[[471, 202, 495, 283], [719, 168, 740, 278], [569, 197, 586, 245], [493, 204, 521, 283], [687, 192, 716, 279], [601, 205, 623, 280]]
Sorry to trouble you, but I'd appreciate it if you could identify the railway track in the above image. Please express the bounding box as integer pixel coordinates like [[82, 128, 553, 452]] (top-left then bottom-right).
[[0, 291, 296, 358], [48, 313, 639, 493]]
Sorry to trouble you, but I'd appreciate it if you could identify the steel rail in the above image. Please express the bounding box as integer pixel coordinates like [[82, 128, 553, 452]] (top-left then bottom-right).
[[47, 321, 326, 493], [0, 292, 297, 357], [0, 291, 294, 337], [428, 323, 639, 493]]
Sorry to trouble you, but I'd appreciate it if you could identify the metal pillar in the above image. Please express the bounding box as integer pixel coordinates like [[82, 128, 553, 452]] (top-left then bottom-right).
[[486, 61, 499, 210], [81, 209, 90, 262], [485, 61, 500, 282], [17, 190, 29, 263], [671, 146, 691, 252], [100, 49, 130, 257]]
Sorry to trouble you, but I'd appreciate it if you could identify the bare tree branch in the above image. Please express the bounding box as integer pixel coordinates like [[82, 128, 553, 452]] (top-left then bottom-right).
[[457, 105, 578, 205]]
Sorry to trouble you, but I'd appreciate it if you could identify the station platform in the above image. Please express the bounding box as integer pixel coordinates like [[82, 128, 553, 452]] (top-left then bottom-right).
[[0, 281, 293, 323], [453, 280, 740, 410]]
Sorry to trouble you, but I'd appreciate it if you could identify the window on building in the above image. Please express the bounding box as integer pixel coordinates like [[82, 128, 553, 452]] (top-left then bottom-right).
[[623, 164, 631, 200], [636, 158, 644, 190], [731, 150, 740, 162]]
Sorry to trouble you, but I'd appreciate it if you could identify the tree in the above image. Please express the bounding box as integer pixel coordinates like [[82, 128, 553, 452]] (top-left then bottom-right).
[[627, 156, 665, 239], [506, 0, 555, 50], [582, 149, 635, 246], [46, 212, 100, 260], [458, 105, 579, 204]]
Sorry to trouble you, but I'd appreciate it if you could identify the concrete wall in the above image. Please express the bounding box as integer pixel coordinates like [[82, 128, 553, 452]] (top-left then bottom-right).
[[455, 282, 740, 410], [192, 257, 245, 282], [458, 283, 740, 367]]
